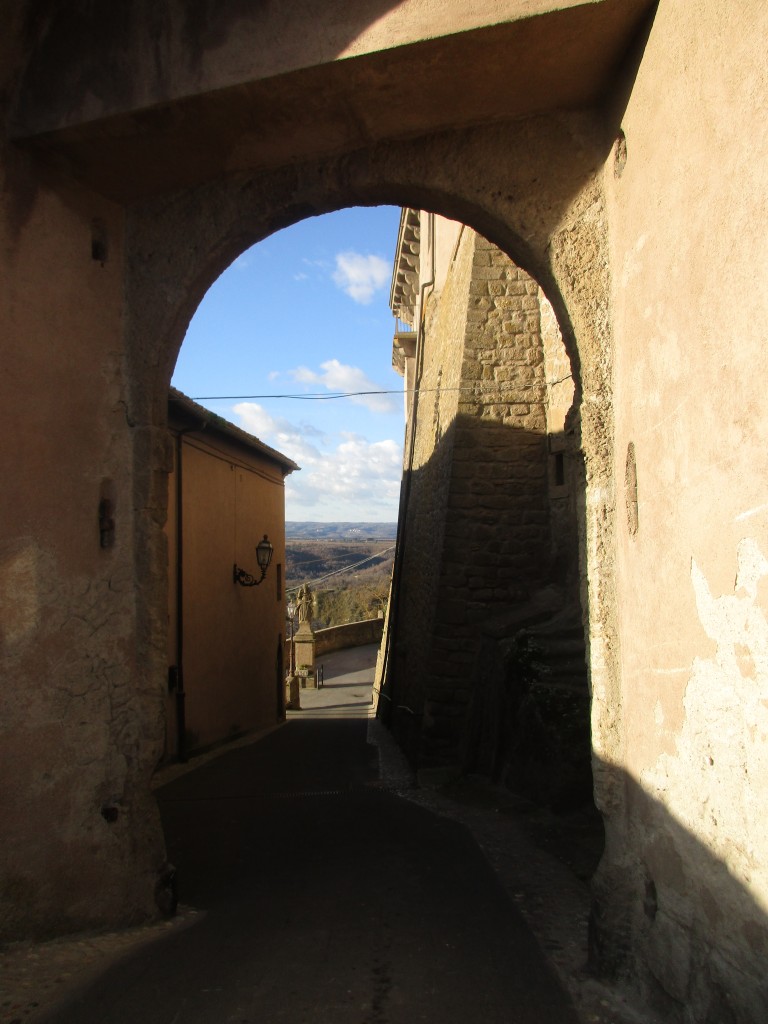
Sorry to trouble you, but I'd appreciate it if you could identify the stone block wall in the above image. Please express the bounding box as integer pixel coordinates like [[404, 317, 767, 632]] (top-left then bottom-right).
[[452, 238, 552, 598], [388, 228, 584, 774]]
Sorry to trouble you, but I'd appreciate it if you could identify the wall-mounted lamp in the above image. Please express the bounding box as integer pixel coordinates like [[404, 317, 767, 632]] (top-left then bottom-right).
[[233, 535, 274, 587]]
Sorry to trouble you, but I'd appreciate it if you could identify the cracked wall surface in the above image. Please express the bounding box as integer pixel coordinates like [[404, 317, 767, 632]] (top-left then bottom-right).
[[637, 541, 768, 1017]]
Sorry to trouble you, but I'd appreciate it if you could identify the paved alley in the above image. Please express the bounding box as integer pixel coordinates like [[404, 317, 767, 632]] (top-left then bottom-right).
[[20, 644, 582, 1024]]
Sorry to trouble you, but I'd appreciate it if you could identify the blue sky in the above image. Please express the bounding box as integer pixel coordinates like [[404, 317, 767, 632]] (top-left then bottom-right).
[[172, 206, 404, 522]]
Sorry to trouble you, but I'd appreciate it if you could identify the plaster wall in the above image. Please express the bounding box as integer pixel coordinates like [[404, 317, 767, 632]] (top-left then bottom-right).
[[10, 0, 653, 204], [0, 150, 165, 937], [597, 1, 768, 1018], [12, 0, 600, 135], [165, 432, 287, 758]]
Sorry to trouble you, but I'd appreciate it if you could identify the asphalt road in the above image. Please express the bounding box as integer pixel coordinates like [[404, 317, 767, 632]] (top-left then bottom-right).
[[41, 647, 580, 1023]]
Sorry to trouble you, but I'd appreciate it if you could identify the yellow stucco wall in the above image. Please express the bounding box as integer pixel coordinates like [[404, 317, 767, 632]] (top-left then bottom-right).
[[165, 423, 288, 759], [595, 3, 768, 1014]]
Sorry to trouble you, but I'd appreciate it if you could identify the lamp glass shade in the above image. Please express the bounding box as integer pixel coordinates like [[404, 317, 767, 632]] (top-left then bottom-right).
[[256, 535, 274, 572]]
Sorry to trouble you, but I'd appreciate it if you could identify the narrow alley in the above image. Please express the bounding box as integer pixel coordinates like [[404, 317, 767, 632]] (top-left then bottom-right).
[[3, 646, 634, 1024]]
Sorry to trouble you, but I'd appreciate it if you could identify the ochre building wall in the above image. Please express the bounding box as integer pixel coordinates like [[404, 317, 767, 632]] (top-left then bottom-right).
[[165, 416, 289, 761], [590, 3, 768, 1019], [0, 19, 165, 937]]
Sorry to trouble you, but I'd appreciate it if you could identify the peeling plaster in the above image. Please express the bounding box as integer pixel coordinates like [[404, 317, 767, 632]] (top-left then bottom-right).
[[642, 538, 768, 913]]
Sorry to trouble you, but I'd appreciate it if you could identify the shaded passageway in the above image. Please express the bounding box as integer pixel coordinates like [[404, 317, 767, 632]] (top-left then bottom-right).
[[40, 645, 579, 1023]]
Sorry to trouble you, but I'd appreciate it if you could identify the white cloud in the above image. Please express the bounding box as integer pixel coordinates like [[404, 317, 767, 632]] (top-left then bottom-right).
[[332, 251, 389, 304], [232, 402, 402, 521], [234, 403, 326, 467], [286, 435, 402, 520], [234, 402, 279, 437], [290, 359, 398, 414]]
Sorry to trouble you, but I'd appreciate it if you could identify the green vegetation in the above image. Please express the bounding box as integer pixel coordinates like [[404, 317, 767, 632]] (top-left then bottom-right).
[[314, 583, 388, 628], [285, 539, 393, 629]]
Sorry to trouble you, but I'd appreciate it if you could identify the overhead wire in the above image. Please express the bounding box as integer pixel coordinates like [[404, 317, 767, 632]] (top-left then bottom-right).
[[286, 545, 395, 593], [185, 376, 573, 403]]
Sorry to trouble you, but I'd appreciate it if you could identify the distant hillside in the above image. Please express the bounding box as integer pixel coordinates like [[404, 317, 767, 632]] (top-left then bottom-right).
[[285, 532, 396, 629], [286, 522, 397, 541], [285, 540, 394, 591]]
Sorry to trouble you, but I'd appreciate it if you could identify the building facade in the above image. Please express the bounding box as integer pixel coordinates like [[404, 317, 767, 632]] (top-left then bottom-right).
[[382, 212, 588, 807], [165, 390, 297, 762]]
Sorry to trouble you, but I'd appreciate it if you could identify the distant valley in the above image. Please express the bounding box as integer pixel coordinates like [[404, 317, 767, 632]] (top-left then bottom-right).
[[286, 522, 397, 541], [284, 524, 397, 628]]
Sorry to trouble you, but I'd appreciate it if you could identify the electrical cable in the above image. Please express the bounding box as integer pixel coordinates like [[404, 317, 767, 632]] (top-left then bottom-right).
[[183, 375, 573, 403], [286, 545, 395, 592]]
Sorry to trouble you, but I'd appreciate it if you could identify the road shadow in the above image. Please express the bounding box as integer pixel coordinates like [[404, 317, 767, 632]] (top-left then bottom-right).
[[37, 717, 580, 1024]]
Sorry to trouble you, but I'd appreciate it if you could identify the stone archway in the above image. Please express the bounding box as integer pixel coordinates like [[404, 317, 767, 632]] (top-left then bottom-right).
[[1, 0, 649, 942], [123, 112, 620, 911]]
